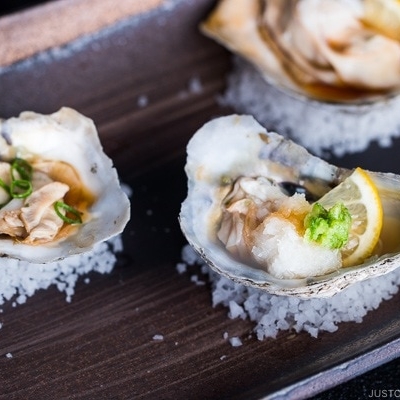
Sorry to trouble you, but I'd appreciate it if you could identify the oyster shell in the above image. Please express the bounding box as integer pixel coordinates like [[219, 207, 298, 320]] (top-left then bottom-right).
[[201, 0, 400, 103], [0, 107, 130, 263], [179, 115, 400, 298]]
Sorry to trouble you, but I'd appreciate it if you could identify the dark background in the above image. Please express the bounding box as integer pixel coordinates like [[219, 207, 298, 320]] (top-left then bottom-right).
[[0, 0, 53, 16]]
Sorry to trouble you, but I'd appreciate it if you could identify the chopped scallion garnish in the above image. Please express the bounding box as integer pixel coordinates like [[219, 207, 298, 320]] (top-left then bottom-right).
[[54, 201, 83, 224], [10, 179, 32, 199], [0, 177, 10, 194], [11, 158, 32, 181]]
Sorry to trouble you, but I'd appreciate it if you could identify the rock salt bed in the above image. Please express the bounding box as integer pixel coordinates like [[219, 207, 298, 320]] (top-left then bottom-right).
[[0, 235, 123, 309], [0, 183, 129, 311], [177, 245, 400, 339], [220, 57, 400, 157]]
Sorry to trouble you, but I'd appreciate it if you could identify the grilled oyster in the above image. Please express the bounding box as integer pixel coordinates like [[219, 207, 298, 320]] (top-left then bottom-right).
[[179, 115, 400, 297], [201, 0, 400, 103], [0, 107, 130, 263]]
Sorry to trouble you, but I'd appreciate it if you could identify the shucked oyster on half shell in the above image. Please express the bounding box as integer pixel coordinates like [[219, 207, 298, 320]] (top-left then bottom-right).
[[201, 0, 400, 103], [0, 107, 130, 263], [179, 115, 400, 298]]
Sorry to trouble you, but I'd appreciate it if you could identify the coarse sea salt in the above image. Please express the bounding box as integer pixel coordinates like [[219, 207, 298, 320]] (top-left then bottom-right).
[[0, 235, 123, 311], [220, 57, 400, 157], [177, 245, 400, 339], [229, 337, 243, 347], [178, 76, 204, 99], [137, 95, 149, 108]]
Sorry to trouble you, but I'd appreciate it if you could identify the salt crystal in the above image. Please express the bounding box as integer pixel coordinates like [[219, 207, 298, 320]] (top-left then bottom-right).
[[228, 300, 245, 320], [181, 245, 199, 265], [137, 95, 149, 108], [176, 263, 187, 274], [16, 295, 27, 305], [188, 77, 203, 94], [229, 337, 243, 347], [178, 76, 204, 99], [121, 183, 133, 198], [190, 275, 206, 286], [152, 334, 164, 341], [5, 353, 13, 358]]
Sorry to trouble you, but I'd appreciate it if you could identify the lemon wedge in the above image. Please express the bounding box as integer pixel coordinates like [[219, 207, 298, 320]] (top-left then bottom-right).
[[318, 167, 383, 267], [363, 0, 400, 41]]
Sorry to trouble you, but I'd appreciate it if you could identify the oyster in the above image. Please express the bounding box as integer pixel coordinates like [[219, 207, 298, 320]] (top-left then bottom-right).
[[179, 115, 400, 297], [0, 107, 130, 263], [201, 0, 400, 103]]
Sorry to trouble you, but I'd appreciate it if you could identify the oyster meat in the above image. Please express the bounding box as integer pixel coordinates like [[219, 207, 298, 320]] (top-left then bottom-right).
[[0, 107, 130, 263], [201, 0, 400, 102], [179, 115, 400, 297]]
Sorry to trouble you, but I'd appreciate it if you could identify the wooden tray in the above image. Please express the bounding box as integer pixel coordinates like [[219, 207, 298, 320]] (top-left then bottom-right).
[[1, 1, 400, 398]]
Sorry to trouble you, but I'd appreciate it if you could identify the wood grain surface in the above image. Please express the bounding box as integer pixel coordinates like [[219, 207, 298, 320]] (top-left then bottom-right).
[[0, 0, 165, 67], [1, 1, 400, 399]]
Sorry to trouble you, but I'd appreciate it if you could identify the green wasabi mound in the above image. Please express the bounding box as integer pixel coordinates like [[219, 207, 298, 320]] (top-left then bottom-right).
[[304, 202, 352, 250]]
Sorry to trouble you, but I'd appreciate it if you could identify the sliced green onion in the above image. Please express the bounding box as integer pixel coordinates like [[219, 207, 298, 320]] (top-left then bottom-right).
[[0, 177, 10, 194], [11, 158, 32, 181], [54, 201, 82, 224], [10, 179, 32, 199]]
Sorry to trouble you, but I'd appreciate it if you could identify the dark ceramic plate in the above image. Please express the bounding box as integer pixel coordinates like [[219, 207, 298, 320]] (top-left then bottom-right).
[[1, 1, 400, 398]]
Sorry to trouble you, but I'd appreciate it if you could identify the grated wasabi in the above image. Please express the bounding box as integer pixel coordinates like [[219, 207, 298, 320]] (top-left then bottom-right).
[[304, 202, 351, 250]]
